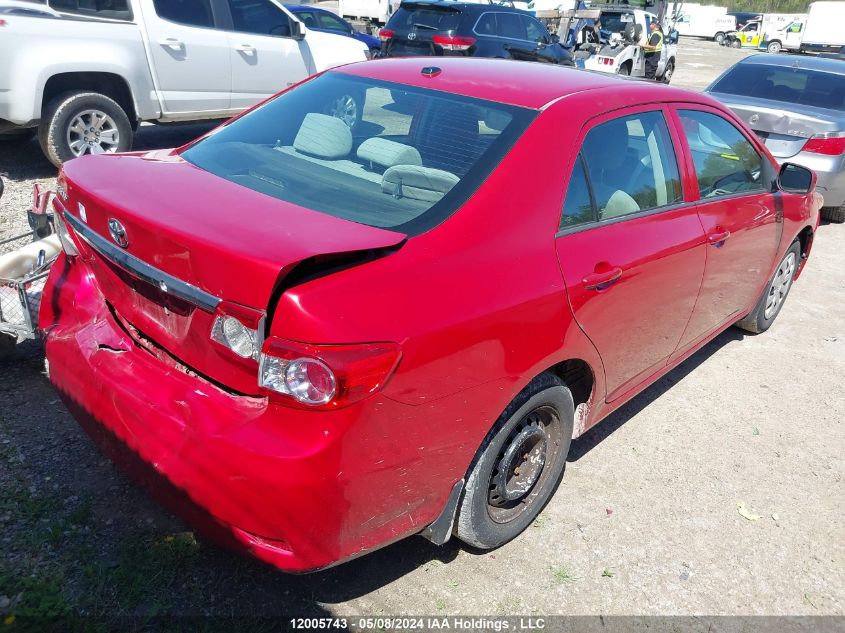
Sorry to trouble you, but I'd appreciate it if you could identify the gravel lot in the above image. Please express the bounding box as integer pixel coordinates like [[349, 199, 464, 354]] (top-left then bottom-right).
[[0, 41, 842, 627]]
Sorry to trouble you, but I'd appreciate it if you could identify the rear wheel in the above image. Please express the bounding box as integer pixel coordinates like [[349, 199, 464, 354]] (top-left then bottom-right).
[[454, 373, 574, 549], [735, 241, 801, 334], [715, 31, 725, 44], [821, 204, 845, 223], [618, 62, 632, 76], [39, 91, 133, 167], [767, 40, 783, 53]]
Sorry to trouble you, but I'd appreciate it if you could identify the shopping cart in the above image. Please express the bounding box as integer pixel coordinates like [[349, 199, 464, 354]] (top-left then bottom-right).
[[0, 179, 59, 357]]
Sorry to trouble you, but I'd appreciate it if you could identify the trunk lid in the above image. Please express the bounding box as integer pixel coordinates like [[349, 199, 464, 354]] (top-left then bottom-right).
[[385, 3, 463, 56], [715, 92, 845, 158], [60, 151, 406, 394]]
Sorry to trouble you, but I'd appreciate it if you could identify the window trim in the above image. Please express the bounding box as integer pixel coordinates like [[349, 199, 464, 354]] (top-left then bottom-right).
[[668, 102, 778, 204], [555, 104, 687, 238]]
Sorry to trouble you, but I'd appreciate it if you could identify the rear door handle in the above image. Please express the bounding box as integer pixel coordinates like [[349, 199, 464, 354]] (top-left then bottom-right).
[[582, 267, 623, 290], [707, 229, 731, 246], [235, 44, 256, 54], [158, 37, 184, 50]]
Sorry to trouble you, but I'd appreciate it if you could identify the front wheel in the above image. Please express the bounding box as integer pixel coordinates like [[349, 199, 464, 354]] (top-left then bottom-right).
[[731, 39, 742, 48], [38, 91, 133, 167], [454, 373, 574, 549], [661, 59, 675, 84], [735, 241, 801, 334], [767, 40, 782, 53]]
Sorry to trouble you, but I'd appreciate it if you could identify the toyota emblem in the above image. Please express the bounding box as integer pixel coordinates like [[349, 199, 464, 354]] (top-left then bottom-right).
[[108, 218, 129, 248], [408, 31, 417, 40]]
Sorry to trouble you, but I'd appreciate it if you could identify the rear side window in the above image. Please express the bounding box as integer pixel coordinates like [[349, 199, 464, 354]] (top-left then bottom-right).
[[317, 11, 350, 32], [388, 6, 462, 31], [50, 0, 132, 20], [181, 74, 535, 236], [153, 0, 213, 27], [227, 0, 291, 36], [711, 64, 845, 110], [560, 155, 594, 229], [579, 111, 682, 220], [678, 110, 765, 198]]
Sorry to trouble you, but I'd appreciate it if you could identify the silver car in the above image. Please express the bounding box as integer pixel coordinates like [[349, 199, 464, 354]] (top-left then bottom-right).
[[706, 54, 845, 223]]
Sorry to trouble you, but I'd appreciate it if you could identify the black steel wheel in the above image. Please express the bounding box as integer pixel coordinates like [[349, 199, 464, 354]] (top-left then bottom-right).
[[454, 373, 574, 549]]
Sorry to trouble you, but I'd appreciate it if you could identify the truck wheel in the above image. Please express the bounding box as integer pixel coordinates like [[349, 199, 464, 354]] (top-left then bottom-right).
[[821, 204, 845, 223], [735, 241, 801, 334], [39, 91, 133, 167], [731, 39, 742, 48], [767, 40, 782, 53], [715, 32, 725, 44], [618, 62, 631, 76], [661, 59, 675, 84], [454, 373, 573, 549]]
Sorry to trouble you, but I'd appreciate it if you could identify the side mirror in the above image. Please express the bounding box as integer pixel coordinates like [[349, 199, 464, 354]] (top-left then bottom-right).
[[778, 162, 816, 194], [292, 19, 306, 41]]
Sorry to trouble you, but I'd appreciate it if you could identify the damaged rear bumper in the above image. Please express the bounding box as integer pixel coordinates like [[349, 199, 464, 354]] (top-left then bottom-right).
[[40, 253, 462, 572]]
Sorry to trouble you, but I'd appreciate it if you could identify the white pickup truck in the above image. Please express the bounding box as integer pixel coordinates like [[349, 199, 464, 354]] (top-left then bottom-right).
[[0, 0, 369, 166]]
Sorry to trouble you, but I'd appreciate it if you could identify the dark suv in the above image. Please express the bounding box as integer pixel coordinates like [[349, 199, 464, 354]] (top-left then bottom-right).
[[379, 1, 573, 65]]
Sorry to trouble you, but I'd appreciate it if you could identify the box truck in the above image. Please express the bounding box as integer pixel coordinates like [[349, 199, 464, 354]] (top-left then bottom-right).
[[763, 2, 845, 53]]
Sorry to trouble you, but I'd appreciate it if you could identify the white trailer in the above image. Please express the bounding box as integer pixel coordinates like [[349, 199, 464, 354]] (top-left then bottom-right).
[[763, 1, 845, 53], [674, 11, 736, 43]]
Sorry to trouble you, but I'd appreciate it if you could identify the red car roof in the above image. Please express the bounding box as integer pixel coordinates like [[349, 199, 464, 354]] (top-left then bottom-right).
[[335, 57, 707, 110]]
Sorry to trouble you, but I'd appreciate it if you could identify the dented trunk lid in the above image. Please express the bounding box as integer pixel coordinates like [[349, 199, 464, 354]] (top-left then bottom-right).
[[60, 151, 406, 394]]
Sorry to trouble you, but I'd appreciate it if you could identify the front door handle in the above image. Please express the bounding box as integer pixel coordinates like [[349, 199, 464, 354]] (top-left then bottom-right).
[[158, 37, 184, 50], [583, 267, 623, 290], [707, 229, 731, 246], [235, 44, 256, 54]]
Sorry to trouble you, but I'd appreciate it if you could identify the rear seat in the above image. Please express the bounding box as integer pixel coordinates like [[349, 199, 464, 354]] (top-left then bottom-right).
[[276, 113, 460, 202]]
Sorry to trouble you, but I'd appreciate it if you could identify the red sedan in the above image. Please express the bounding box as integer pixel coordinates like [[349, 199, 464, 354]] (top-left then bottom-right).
[[41, 58, 821, 572]]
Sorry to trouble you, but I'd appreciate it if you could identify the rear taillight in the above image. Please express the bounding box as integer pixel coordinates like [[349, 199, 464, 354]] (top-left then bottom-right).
[[802, 134, 845, 156], [209, 302, 265, 363], [259, 338, 401, 409], [378, 28, 395, 42], [432, 34, 476, 51]]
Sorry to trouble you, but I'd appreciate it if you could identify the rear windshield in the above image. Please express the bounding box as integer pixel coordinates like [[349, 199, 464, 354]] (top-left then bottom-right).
[[711, 64, 845, 110], [388, 5, 462, 31], [601, 11, 635, 34], [181, 73, 535, 236]]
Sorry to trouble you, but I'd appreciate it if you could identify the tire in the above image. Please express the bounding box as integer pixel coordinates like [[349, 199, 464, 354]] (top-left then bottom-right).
[[731, 39, 742, 48], [454, 373, 574, 550], [735, 241, 801, 334], [324, 91, 364, 130], [767, 40, 782, 54], [661, 59, 675, 84], [38, 90, 133, 168], [715, 32, 725, 44], [821, 204, 845, 223]]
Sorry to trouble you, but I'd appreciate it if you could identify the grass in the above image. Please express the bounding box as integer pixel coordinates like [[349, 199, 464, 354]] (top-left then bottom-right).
[[602, 567, 615, 578], [550, 566, 578, 584]]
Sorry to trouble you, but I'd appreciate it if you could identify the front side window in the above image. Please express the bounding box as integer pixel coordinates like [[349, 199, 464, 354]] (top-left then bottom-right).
[[524, 17, 549, 43], [579, 111, 683, 220], [153, 0, 212, 27], [181, 73, 535, 236], [227, 0, 291, 36], [317, 11, 350, 32], [678, 109, 765, 198]]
